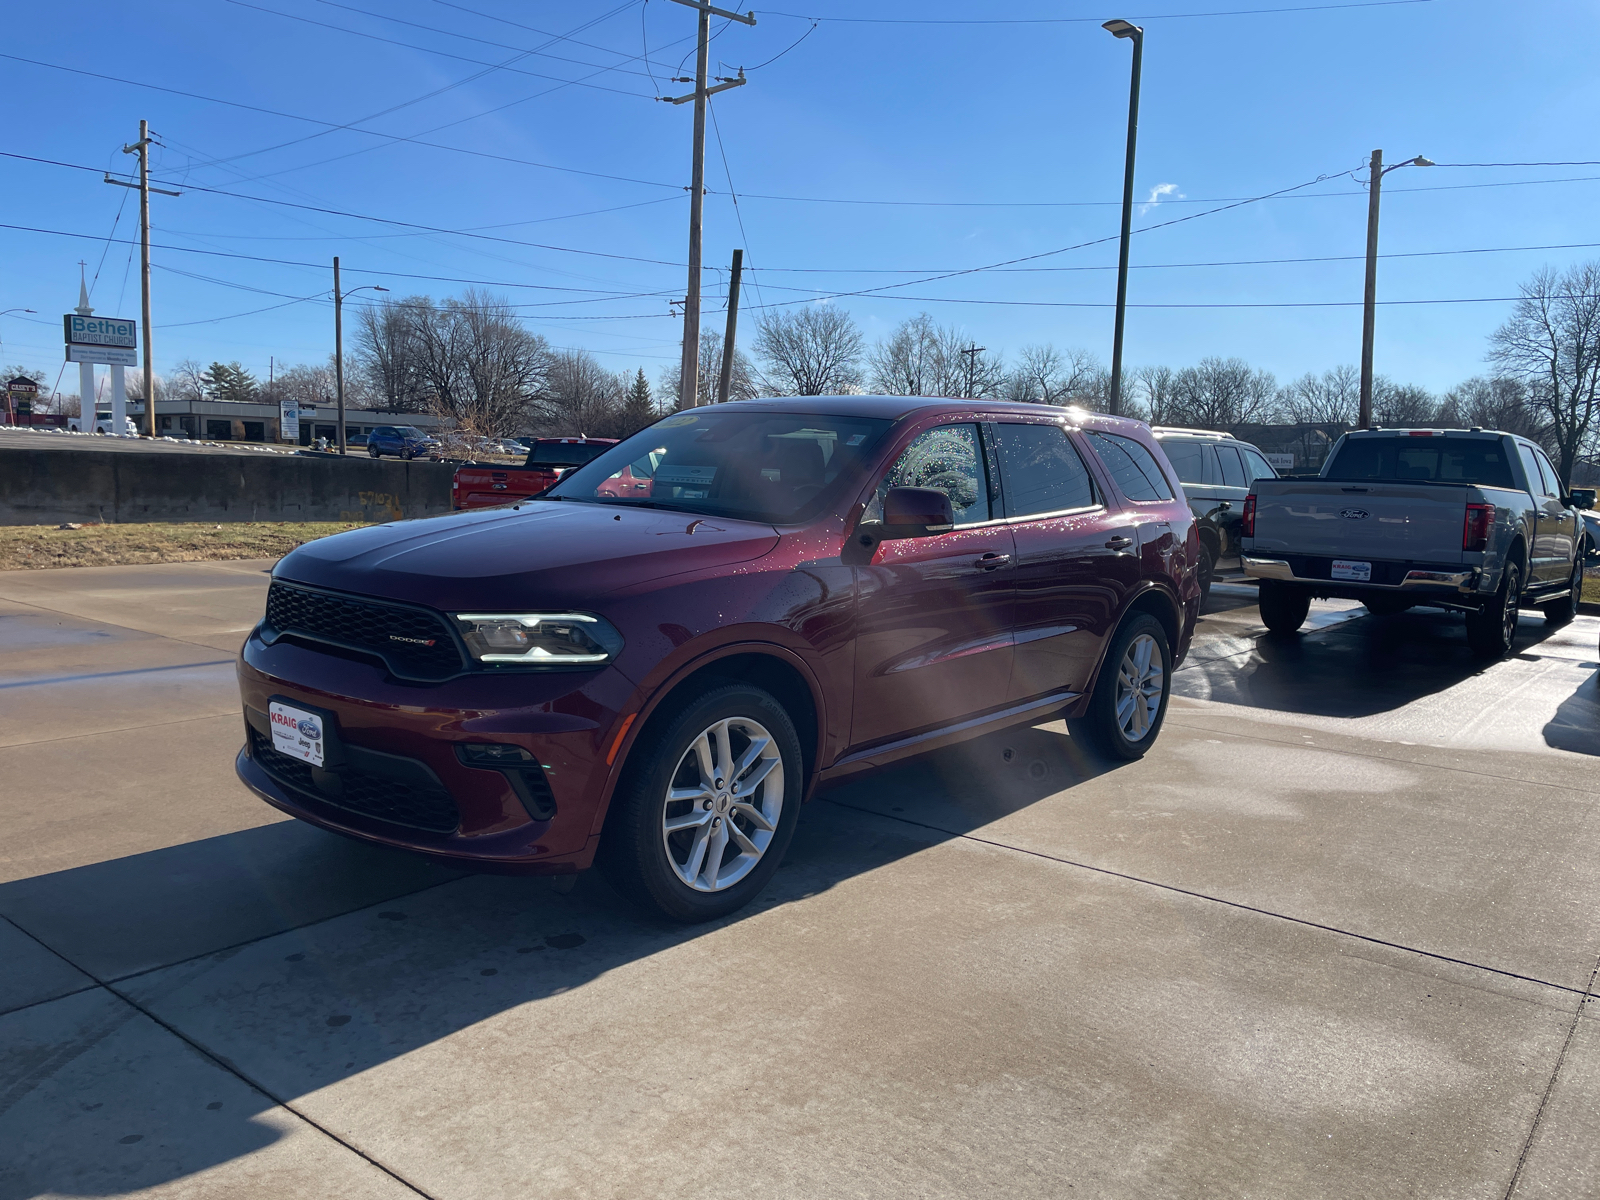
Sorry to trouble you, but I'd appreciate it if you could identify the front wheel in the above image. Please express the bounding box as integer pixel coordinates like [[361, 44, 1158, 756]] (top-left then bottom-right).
[[1541, 550, 1584, 626], [1467, 560, 1522, 659], [1258, 580, 1310, 634], [1069, 613, 1171, 761], [600, 684, 803, 922]]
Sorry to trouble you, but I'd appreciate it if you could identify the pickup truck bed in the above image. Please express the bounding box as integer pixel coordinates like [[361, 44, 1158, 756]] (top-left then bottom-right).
[[1240, 428, 1588, 657], [452, 437, 616, 511]]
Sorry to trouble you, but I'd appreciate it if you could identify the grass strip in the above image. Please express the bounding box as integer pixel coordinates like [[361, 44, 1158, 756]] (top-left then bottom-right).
[[0, 521, 369, 571]]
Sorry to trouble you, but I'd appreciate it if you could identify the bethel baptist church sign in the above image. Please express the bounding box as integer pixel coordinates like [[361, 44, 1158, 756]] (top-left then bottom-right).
[[63, 314, 138, 366]]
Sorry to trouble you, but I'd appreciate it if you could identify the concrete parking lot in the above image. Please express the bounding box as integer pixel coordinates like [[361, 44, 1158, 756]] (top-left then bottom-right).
[[2, 561, 1598, 1199]]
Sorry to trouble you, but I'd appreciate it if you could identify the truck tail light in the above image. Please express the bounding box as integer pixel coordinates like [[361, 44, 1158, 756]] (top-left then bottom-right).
[[1242, 493, 1257, 537], [1463, 503, 1495, 551]]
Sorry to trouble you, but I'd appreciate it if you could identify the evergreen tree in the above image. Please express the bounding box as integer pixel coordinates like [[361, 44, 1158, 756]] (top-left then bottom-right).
[[621, 368, 655, 433], [203, 361, 259, 403]]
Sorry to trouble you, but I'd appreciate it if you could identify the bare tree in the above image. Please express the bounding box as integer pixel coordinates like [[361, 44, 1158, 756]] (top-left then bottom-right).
[[545, 349, 625, 436], [1167, 357, 1279, 427], [450, 289, 552, 435], [1438, 376, 1542, 439], [1131, 365, 1176, 424], [868, 313, 943, 396], [354, 296, 430, 411], [1372, 379, 1440, 427], [169, 359, 209, 402], [659, 330, 758, 409], [1490, 261, 1600, 486], [753, 306, 864, 396], [1005, 344, 1098, 405], [1279, 364, 1360, 425]]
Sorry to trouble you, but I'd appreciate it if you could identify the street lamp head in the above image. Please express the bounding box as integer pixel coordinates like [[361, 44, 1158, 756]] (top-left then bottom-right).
[[1412, 156, 1435, 167], [1103, 18, 1142, 38], [372, 285, 389, 293]]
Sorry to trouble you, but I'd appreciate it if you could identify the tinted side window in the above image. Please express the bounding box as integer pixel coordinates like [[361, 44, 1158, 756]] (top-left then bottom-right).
[[869, 423, 990, 525], [994, 423, 1096, 517], [1085, 431, 1174, 502], [1215, 444, 1248, 488], [1535, 449, 1562, 497], [1242, 448, 1277, 481], [1518, 445, 1551, 496], [1159, 439, 1208, 485]]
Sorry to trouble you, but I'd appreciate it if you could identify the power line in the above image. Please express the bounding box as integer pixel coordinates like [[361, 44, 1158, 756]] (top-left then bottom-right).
[[760, 0, 1437, 23], [429, 0, 683, 72], [0, 54, 683, 191]]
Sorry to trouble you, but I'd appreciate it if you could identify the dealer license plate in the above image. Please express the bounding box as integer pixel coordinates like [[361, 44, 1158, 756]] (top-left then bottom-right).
[[1331, 559, 1372, 582], [269, 701, 326, 766]]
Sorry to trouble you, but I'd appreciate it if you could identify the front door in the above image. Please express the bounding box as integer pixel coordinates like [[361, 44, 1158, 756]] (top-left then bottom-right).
[[1519, 444, 1568, 582], [851, 423, 1015, 749], [995, 421, 1139, 701]]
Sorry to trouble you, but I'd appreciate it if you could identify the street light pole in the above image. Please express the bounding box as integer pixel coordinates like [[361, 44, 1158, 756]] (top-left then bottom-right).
[[1103, 19, 1143, 417], [333, 257, 388, 455], [1358, 150, 1433, 429]]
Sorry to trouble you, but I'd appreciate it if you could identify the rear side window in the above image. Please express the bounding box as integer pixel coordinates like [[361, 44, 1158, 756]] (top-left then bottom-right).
[[1327, 437, 1516, 489], [1215, 444, 1248, 488], [1085, 431, 1174, 503], [993, 423, 1097, 517], [530, 441, 610, 467], [1242, 448, 1277, 482], [1158, 439, 1209, 485]]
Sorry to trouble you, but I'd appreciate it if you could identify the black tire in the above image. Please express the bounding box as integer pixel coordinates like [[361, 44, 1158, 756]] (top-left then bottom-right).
[[367, 444, 381, 458], [599, 683, 804, 922], [1069, 613, 1172, 761], [1541, 549, 1584, 626], [1467, 560, 1522, 659], [1362, 594, 1412, 617], [1196, 542, 1215, 605], [401, 446, 415, 461], [1258, 580, 1311, 634]]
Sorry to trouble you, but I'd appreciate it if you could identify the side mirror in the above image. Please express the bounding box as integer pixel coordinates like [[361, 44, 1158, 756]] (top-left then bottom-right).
[[880, 486, 955, 536], [1567, 488, 1595, 510]]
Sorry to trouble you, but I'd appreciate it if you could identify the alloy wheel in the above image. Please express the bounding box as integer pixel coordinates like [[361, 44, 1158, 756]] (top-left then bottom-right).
[[661, 716, 784, 892], [1115, 633, 1164, 742], [1502, 564, 1521, 647]]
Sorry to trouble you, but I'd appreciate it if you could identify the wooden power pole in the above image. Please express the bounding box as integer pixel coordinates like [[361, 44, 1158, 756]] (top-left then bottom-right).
[[107, 120, 178, 437], [717, 248, 744, 403]]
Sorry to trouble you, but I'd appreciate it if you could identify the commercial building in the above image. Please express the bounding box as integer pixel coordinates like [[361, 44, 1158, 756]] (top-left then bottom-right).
[[128, 399, 450, 446]]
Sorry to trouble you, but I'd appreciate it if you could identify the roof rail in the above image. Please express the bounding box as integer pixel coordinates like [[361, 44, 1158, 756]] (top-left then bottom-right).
[[1149, 426, 1236, 439]]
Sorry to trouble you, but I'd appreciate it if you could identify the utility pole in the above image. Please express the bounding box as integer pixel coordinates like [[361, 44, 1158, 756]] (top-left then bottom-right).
[[1103, 20, 1144, 417], [960, 343, 987, 399], [334, 257, 347, 454], [1358, 149, 1432, 430], [106, 120, 179, 437], [660, 0, 754, 408], [716, 247, 744, 403]]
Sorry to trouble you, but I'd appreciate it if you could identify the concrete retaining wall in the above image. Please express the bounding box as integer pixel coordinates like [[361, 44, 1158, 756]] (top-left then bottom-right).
[[1, 444, 455, 525]]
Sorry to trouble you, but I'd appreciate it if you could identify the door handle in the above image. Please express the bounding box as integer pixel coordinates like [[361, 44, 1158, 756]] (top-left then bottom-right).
[[975, 552, 1011, 570], [1105, 535, 1134, 550]]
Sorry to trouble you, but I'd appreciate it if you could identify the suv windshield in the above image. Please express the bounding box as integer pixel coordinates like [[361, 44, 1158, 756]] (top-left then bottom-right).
[[1324, 436, 1515, 488], [546, 410, 894, 522]]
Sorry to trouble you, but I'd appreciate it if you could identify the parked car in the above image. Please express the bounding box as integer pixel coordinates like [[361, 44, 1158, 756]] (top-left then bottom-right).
[[366, 425, 440, 460], [1241, 428, 1593, 657], [1151, 427, 1280, 601], [451, 437, 618, 510], [236, 398, 1200, 921], [67, 410, 138, 436]]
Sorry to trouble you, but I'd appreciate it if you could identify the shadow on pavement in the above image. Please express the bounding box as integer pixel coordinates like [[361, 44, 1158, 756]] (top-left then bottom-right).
[[0, 724, 1124, 1197], [1543, 669, 1600, 756], [1175, 604, 1567, 719]]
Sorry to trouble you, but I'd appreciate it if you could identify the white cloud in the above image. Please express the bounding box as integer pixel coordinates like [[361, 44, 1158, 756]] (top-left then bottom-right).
[[1138, 182, 1184, 215]]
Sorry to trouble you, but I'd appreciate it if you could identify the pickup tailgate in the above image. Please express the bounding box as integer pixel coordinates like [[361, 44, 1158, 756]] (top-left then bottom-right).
[[452, 465, 557, 510], [1251, 481, 1467, 564]]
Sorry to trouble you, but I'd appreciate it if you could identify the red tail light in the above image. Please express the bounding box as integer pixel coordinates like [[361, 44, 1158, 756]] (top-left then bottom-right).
[[1463, 503, 1495, 551], [1242, 493, 1257, 537]]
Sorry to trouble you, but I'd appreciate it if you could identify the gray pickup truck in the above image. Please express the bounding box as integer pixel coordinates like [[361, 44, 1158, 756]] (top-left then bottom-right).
[[1240, 428, 1592, 658]]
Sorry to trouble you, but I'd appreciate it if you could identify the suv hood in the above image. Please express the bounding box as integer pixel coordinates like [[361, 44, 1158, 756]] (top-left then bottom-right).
[[274, 501, 781, 611]]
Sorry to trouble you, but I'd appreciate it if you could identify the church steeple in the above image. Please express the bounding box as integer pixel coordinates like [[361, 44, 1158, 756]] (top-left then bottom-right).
[[76, 261, 93, 316]]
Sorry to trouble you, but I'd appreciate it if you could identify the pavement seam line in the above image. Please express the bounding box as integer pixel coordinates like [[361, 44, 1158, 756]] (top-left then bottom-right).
[[820, 796, 1588, 998], [1166, 714, 1600, 798], [0, 589, 254, 656], [0, 660, 235, 690], [0, 709, 242, 749], [0, 905, 441, 1199], [1502, 952, 1600, 1199]]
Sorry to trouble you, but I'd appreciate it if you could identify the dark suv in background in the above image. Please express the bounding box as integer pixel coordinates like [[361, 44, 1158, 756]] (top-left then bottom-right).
[[1151, 427, 1279, 600], [237, 398, 1200, 921], [366, 425, 441, 460]]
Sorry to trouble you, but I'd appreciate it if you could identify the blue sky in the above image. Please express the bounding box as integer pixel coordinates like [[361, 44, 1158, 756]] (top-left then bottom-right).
[[2, 0, 1597, 400]]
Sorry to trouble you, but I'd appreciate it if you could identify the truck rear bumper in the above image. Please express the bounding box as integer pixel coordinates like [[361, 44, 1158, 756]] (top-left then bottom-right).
[[1243, 556, 1479, 594]]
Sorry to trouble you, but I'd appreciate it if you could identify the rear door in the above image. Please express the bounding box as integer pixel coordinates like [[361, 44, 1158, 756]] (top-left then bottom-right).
[[851, 423, 1016, 748], [995, 421, 1127, 701]]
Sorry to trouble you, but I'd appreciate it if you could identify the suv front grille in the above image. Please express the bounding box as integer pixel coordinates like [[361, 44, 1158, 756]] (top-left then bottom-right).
[[248, 726, 460, 834], [264, 581, 465, 681]]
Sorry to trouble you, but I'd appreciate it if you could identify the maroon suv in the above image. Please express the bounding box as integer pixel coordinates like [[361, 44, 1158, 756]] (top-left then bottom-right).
[[237, 398, 1199, 920]]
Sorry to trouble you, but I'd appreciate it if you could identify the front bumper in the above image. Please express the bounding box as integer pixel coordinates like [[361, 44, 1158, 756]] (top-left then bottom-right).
[[235, 631, 634, 873]]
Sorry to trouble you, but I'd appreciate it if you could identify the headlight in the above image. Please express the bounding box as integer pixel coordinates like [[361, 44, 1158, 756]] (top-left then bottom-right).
[[450, 612, 623, 668]]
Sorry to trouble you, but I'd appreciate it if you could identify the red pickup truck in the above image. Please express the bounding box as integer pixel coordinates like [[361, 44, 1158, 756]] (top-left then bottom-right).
[[451, 438, 618, 511]]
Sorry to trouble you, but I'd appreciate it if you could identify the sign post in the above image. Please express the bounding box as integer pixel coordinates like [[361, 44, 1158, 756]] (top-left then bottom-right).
[[280, 400, 300, 443], [64, 315, 138, 434]]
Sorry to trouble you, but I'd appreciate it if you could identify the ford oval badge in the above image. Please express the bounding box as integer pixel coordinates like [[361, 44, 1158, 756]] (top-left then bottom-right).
[[298, 717, 322, 741], [1339, 508, 1370, 520]]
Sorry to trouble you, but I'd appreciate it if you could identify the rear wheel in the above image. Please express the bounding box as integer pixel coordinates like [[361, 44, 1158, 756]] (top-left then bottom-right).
[[1196, 542, 1215, 605], [1541, 550, 1584, 626], [1467, 560, 1522, 659], [1258, 580, 1310, 634], [1069, 614, 1171, 761], [600, 684, 803, 922], [367, 444, 381, 458]]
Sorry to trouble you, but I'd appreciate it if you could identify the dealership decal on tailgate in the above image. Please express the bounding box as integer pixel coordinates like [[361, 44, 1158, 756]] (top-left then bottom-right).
[[269, 701, 326, 766], [1331, 559, 1373, 582]]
